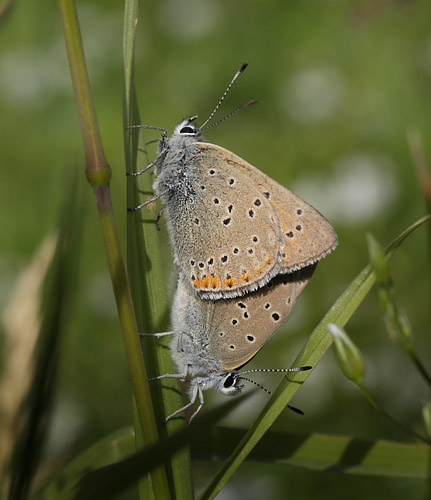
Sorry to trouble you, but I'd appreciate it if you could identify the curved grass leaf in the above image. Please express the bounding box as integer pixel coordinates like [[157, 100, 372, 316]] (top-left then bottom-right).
[[36, 417, 429, 500], [42, 393, 250, 500], [199, 215, 430, 500], [58, 0, 171, 498], [122, 0, 193, 498], [5, 175, 82, 500], [35, 427, 134, 500], [123, 2, 157, 499], [194, 427, 430, 479]]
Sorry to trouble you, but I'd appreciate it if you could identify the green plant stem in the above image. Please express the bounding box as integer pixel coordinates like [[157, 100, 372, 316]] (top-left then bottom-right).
[[406, 349, 431, 387], [358, 384, 430, 445], [122, 1, 193, 498], [199, 271, 377, 500], [380, 288, 431, 387], [57, 1, 170, 498], [199, 215, 431, 500], [407, 130, 431, 322]]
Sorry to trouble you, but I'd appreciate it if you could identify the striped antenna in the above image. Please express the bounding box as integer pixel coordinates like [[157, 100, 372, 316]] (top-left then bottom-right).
[[200, 61, 249, 130], [237, 376, 272, 395], [202, 99, 258, 131], [237, 374, 306, 415], [237, 366, 312, 377]]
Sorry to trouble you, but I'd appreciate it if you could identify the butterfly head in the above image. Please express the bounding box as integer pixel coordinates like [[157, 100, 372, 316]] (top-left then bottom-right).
[[173, 116, 203, 140], [214, 371, 244, 396]]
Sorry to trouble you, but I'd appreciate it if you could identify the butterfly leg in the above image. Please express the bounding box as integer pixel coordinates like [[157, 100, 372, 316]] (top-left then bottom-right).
[[163, 381, 200, 424], [155, 209, 164, 231], [148, 363, 188, 383], [188, 385, 204, 424], [125, 129, 168, 177], [139, 331, 174, 338], [126, 156, 159, 177], [127, 191, 167, 212]]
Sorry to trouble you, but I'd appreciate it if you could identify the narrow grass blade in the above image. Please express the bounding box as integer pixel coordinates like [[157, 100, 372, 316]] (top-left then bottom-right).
[[44, 393, 250, 500], [122, 1, 193, 498], [123, 3, 156, 499], [199, 215, 430, 499], [34, 427, 134, 500], [5, 176, 82, 500], [59, 0, 173, 498], [194, 427, 430, 479], [35, 416, 429, 500]]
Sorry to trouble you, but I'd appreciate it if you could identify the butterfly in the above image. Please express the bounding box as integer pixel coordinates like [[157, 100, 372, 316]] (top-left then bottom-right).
[[128, 62, 337, 300], [141, 264, 315, 422]]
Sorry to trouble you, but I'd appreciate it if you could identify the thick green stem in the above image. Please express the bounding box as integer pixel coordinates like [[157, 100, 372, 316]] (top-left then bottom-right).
[[57, 1, 170, 498]]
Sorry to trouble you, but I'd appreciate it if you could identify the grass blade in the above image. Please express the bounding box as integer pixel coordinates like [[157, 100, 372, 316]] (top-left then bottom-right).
[[194, 427, 430, 479], [4, 177, 82, 500], [199, 214, 430, 499], [37, 414, 429, 500], [43, 393, 250, 500], [122, 1, 193, 498], [58, 1, 171, 497], [35, 427, 135, 500]]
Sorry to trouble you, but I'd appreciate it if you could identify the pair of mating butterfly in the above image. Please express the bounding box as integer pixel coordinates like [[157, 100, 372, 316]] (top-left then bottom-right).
[[129, 63, 337, 423]]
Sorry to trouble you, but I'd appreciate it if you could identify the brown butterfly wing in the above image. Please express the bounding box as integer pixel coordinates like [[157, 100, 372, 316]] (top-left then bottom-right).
[[251, 179, 338, 271], [205, 265, 316, 371], [172, 143, 284, 299], [198, 143, 338, 272]]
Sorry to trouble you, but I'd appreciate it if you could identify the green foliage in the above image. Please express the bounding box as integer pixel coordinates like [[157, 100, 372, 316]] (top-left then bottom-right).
[[36, 423, 429, 499], [0, 1, 429, 499]]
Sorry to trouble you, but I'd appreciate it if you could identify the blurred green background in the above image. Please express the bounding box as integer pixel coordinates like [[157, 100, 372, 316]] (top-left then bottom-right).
[[0, 0, 430, 499]]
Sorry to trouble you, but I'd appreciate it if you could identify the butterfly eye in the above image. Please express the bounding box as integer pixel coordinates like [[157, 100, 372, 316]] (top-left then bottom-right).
[[180, 126, 196, 134], [223, 374, 236, 388]]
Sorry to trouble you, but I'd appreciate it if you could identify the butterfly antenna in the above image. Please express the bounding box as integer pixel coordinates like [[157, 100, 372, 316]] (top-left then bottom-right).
[[202, 99, 258, 131], [237, 366, 312, 377], [200, 61, 249, 130], [127, 124, 168, 135], [237, 376, 272, 395], [287, 404, 305, 416], [237, 374, 306, 416], [146, 138, 160, 146]]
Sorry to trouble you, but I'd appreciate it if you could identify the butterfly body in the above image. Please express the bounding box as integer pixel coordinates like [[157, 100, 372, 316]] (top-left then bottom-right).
[[133, 63, 337, 422], [153, 118, 337, 300], [168, 265, 316, 405]]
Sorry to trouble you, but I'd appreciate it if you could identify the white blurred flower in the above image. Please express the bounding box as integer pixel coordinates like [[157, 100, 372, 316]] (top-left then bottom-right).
[[46, 396, 85, 455], [0, 45, 70, 105], [292, 153, 397, 224], [280, 66, 346, 123], [0, 6, 121, 107], [156, 0, 220, 39]]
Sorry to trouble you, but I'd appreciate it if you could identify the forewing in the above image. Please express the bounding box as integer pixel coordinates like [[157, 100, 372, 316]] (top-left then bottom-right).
[[168, 143, 284, 299], [211, 144, 338, 271]]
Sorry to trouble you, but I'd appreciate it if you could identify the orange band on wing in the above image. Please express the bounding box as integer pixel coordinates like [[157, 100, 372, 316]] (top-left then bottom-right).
[[193, 274, 222, 289], [240, 270, 253, 282], [253, 265, 263, 276], [222, 276, 239, 288], [263, 254, 272, 265], [193, 261, 272, 290]]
